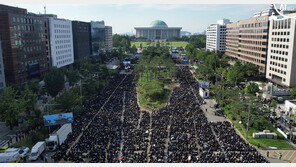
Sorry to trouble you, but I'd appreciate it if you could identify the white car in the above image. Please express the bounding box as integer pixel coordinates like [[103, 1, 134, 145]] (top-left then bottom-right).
[[18, 147, 30, 158], [5, 147, 30, 158]]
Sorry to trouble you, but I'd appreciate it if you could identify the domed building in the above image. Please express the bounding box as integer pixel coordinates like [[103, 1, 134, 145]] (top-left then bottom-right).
[[135, 20, 182, 41]]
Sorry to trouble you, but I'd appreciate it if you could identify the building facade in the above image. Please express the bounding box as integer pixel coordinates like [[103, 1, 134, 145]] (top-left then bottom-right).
[[0, 4, 48, 85], [225, 15, 269, 74], [206, 19, 230, 53], [72, 21, 91, 62], [48, 16, 74, 68], [0, 36, 6, 91], [90, 21, 113, 53], [266, 14, 296, 87], [135, 20, 182, 41], [104, 26, 113, 52]]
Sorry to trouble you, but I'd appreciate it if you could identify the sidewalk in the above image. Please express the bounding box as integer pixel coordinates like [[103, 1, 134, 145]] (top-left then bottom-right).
[[0, 122, 19, 147], [200, 98, 228, 123]]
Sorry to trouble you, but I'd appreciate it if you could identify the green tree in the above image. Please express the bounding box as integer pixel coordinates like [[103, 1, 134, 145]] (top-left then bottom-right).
[[44, 68, 65, 97], [55, 87, 81, 111], [83, 78, 100, 97], [131, 45, 137, 54], [290, 85, 296, 99], [20, 85, 37, 115], [245, 82, 260, 96], [227, 66, 244, 86], [0, 86, 22, 129], [270, 99, 278, 113], [67, 70, 80, 86], [242, 63, 259, 77]]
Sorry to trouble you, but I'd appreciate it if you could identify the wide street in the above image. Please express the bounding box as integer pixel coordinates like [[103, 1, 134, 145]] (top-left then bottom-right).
[[43, 61, 268, 163]]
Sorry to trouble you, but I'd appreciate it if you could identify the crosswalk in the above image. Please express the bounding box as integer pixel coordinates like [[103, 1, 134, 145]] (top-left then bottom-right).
[[260, 150, 296, 163], [0, 140, 9, 147]]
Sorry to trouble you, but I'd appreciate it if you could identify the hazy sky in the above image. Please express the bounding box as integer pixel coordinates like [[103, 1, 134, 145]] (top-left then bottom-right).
[[1, 4, 286, 34]]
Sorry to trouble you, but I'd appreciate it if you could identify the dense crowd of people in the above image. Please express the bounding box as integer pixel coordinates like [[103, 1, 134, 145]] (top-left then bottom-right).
[[50, 59, 268, 163]]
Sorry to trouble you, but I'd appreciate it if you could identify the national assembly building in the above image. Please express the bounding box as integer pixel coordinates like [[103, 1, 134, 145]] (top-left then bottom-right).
[[135, 20, 182, 41]]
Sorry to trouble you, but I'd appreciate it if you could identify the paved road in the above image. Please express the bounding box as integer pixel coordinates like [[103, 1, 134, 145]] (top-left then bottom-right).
[[200, 99, 228, 123], [259, 149, 296, 163]]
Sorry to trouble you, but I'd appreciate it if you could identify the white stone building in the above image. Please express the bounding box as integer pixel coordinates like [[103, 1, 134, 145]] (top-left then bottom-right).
[[266, 14, 296, 87], [48, 17, 74, 68], [135, 20, 181, 41], [206, 19, 230, 53]]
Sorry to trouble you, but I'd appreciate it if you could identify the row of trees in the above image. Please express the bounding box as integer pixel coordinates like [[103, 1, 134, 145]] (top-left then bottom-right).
[[135, 46, 177, 109], [0, 59, 116, 129], [0, 85, 39, 129], [113, 34, 137, 54], [187, 49, 258, 86], [187, 49, 273, 131], [135, 46, 176, 82]]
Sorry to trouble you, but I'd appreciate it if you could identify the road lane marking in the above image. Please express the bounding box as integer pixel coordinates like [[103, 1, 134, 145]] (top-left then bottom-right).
[[288, 151, 296, 161]]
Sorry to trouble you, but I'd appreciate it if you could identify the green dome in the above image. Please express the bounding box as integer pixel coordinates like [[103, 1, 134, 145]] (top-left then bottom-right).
[[150, 20, 168, 28]]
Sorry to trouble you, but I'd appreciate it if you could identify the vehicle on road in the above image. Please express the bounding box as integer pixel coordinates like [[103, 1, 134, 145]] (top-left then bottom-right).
[[0, 152, 20, 163], [18, 147, 30, 158], [5, 147, 30, 158], [28, 142, 46, 161], [45, 123, 72, 151]]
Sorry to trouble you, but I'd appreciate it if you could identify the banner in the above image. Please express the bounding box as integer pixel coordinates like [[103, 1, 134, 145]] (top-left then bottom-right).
[[43, 113, 73, 126]]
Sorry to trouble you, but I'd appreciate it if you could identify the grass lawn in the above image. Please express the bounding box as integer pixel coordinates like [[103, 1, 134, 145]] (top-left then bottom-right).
[[137, 72, 172, 111], [131, 41, 188, 48], [233, 120, 293, 149]]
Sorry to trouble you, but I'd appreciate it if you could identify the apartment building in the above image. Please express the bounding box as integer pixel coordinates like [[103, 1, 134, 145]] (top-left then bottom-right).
[[225, 15, 269, 74], [206, 19, 230, 53], [0, 4, 48, 85], [266, 14, 296, 87]]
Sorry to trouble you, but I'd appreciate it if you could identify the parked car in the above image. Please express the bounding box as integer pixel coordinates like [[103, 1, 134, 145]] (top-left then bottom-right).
[[18, 147, 30, 158]]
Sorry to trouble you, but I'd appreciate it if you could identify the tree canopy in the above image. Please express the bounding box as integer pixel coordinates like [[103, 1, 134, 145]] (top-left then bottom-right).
[[44, 68, 65, 97]]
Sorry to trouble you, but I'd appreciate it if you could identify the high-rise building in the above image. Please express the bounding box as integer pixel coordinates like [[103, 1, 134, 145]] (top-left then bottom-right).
[[0, 4, 48, 85], [90, 21, 113, 53], [46, 15, 74, 68], [266, 14, 296, 87], [0, 35, 6, 91], [104, 26, 113, 52], [206, 19, 230, 53], [225, 15, 269, 74], [72, 21, 91, 62]]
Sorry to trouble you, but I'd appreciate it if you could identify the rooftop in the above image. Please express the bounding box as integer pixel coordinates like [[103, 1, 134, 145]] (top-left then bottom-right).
[[150, 20, 168, 28]]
